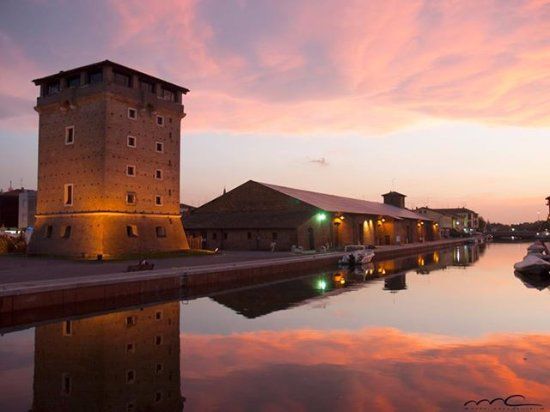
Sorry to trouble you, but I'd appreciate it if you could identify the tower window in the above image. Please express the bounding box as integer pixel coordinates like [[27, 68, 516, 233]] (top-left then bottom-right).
[[46, 81, 60, 95], [140, 80, 153, 93], [67, 76, 80, 88], [155, 391, 162, 403], [126, 342, 135, 353], [44, 225, 53, 238], [126, 370, 135, 384], [114, 71, 131, 87], [63, 320, 72, 336], [155, 311, 163, 320], [65, 126, 75, 145], [156, 363, 163, 374], [61, 225, 72, 239], [126, 192, 136, 205], [127, 135, 136, 148], [126, 165, 136, 177], [128, 108, 137, 120], [64, 184, 73, 206], [155, 335, 163, 345], [88, 70, 103, 84], [162, 89, 174, 101], [156, 142, 164, 153], [155, 195, 162, 206], [155, 169, 163, 180], [156, 115, 164, 126], [61, 373, 71, 395], [126, 316, 137, 326], [126, 225, 139, 238], [156, 226, 166, 238]]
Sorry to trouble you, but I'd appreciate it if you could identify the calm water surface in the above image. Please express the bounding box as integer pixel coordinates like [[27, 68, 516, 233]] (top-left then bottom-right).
[[0, 243, 548, 411]]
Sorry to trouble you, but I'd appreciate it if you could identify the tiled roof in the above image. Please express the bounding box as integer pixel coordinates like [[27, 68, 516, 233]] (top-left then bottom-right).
[[430, 207, 478, 216], [259, 182, 429, 221], [185, 211, 312, 229]]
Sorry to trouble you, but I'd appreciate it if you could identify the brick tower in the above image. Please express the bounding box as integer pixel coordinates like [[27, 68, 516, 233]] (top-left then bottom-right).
[[28, 61, 189, 258]]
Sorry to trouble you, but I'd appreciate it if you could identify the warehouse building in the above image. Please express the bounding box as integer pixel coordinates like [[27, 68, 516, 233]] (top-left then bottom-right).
[[185, 181, 438, 251]]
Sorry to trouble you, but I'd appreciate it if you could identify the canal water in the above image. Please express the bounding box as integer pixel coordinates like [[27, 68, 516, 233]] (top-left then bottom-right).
[[0, 243, 548, 411]]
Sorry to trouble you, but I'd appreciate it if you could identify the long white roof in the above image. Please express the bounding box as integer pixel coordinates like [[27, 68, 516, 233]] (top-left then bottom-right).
[[259, 181, 430, 221]]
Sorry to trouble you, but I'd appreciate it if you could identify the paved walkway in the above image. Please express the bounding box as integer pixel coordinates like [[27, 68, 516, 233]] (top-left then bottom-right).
[[0, 239, 467, 286]]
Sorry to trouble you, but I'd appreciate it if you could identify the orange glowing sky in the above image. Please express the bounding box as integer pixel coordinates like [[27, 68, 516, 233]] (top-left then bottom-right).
[[0, 1, 549, 223]]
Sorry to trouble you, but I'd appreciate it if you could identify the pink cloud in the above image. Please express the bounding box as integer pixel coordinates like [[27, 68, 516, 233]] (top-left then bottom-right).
[[180, 328, 550, 411], [106, 0, 550, 135]]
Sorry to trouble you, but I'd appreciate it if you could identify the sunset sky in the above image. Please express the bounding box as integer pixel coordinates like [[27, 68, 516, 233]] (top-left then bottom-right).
[[0, 0, 548, 223]]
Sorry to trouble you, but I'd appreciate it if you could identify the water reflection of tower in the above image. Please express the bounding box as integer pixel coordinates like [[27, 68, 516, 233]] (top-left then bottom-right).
[[31, 302, 183, 412]]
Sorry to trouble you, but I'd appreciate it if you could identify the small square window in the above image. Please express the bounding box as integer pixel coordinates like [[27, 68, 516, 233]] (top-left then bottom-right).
[[126, 165, 136, 177], [155, 196, 162, 206], [126, 316, 136, 326], [155, 392, 162, 403], [126, 225, 139, 238], [156, 363, 163, 374], [127, 135, 136, 148], [155, 311, 163, 320], [61, 225, 72, 239], [155, 335, 162, 345], [156, 115, 164, 126], [126, 192, 136, 205], [156, 226, 166, 238], [128, 108, 137, 120], [65, 126, 75, 145], [155, 142, 164, 153], [126, 342, 135, 353], [44, 225, 53, 238], [155, 169, 163, 180]]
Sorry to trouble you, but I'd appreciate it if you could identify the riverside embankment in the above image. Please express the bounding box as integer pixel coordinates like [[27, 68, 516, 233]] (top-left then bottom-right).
[[0, 238, 468, 329]]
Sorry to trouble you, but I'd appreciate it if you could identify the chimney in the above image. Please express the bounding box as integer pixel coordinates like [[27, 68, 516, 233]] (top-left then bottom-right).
[[382, 191, 406, 208]]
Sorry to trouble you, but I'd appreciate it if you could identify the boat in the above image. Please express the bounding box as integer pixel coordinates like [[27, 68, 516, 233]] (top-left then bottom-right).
[[513, 254, 550, 276], [338, 245, 375, 267]]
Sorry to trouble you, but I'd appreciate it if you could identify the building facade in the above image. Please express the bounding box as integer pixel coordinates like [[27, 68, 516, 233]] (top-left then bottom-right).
[[416, 207, 460, 238], [429, 208, 479, 234], [185, 181, 438, 251], [18, 189, 37, 229], [0, 189, 23, 228], [28, 61, 189, 258]]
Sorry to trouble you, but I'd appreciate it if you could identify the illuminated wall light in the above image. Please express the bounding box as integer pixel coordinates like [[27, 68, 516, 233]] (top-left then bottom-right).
[[316, 212, 327, 222]]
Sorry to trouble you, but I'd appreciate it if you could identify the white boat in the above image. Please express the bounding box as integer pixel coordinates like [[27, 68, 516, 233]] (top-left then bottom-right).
[[339, 245, 375, 266], [513, 254, 550, 276]]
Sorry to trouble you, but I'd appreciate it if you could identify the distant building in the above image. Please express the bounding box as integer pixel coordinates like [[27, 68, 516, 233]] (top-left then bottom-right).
[[546, 196, 550, 221], [18, 189, 37, 229], [179, 202, 196, 219], [28, 60, 190, 258], [426, 207, 479, 234], [185, 180, 438, 251], [0, 189, 23, 228], [416, 207, 461, 238]]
